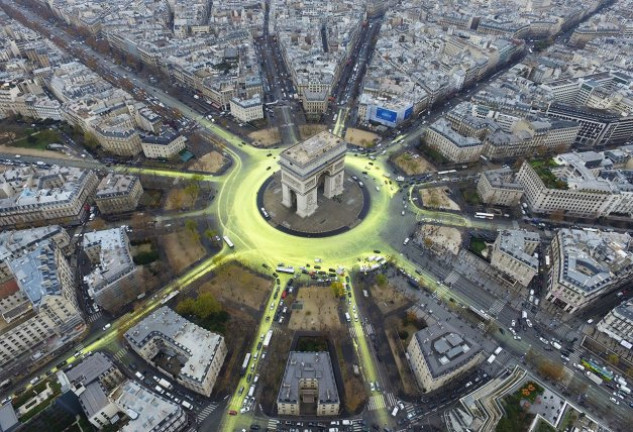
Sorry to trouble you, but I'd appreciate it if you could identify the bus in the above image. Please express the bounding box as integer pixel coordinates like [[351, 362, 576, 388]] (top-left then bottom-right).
[[276, 266, 295, 274], [582, 227, 599, 233], [393, 134, 406, 144], [581, 358, 614, 381], [241, 353, 251, 375], [223, 236, 234, 248], [474, 212, 495, 220], [437, 169, 457, 176]]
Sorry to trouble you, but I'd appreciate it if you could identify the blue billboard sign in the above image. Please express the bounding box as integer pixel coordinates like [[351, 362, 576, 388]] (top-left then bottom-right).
[[375, 107, 397, 123], [404, 106, 413, 119]]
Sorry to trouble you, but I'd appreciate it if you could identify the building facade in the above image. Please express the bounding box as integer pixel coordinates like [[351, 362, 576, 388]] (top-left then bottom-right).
[[229, 96, 264, 123], [94, 173, 144, 215], [477, 168, 524, 206]]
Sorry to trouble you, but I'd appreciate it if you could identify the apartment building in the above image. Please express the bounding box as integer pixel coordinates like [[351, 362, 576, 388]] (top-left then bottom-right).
[[0, 165, 99, 227], [424, 119, 483, 163], [229, 95, 263, 123], [63, 353, 125, 429], [141, 129, 187, 160], [546, 229, 633, 313], [302, 90, 328, 115], [0, 240, 83, 368], [490, 230, 540, 287], [82, 228, 141, 312], [477, 168, 524, 206], [277, 352, 339, 417], [112, 380, 187, 432], [407, 323, 483, 393], [125, 307, 227, 396], [94, 173, 143, 215], [597, 300, 633, 349]]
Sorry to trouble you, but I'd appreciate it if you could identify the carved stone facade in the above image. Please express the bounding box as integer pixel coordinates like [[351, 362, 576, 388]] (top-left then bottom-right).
[[278, 131, 346, 218]]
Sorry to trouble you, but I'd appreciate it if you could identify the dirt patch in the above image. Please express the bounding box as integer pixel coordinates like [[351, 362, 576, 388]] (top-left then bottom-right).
[[420, 186, 460, 211], [368, 281, 410, 315], [161, 230, 205, 274], [299, 124, 327, 140], [393, 151, 435, 175], [188, 151, 226, 173], [384, 323, 419, 396], [198, 263, 272, 310], [344, 128, 380, 147], [0, 144, 77, 160], [417, 225, 462, 255], [131, 241, 152, 255], [163, 188, 195, 211], [288, 286, 344, 331], [249, 128, 281, 147]]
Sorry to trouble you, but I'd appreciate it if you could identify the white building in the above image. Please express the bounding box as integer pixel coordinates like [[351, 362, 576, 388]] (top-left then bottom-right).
[[229, 95, 263, 123], [490, 230, 540, 287], [597, 300, 633, 349], [547, 229, 633, 313]]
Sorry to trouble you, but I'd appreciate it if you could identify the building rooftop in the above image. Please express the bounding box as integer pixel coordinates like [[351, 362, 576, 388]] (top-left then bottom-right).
[[277, 351, 339, 406], [496, 230, 540, 270], [8, 242, 61, 308], [413, 322, 482, 379], [96, 173, 139, 198], [280, 131, 346, 167], [82, 228, 136, 297], [111, 380, 183, 432], [65, 352, 115, 387], [125, 307, 224, 385], [429, 119, 482, 148], [555, 229, 633, 294]]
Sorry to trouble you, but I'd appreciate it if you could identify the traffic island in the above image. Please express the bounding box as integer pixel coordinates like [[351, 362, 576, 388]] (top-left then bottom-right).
[[258, 170, 369, 237]]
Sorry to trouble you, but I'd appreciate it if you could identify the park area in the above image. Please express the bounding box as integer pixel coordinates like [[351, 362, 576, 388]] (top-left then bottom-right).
[[366, 274, 410, 315], [288, 286, 343, 331], [420, 186, 460, 211], [161, 229, 206, 273], [248, 128, 281, 147], [344, 128, 380, 148], [163, 188, 196, 210], [188, 151, 226, 173], [197, 262, 272, 310], [393, 150, 435, 175]]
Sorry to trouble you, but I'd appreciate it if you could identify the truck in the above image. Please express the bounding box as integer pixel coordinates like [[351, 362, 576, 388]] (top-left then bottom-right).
[[134, 371, 144, 380], [487, 354, 496, 364], [157, 378, 173, 390], [391, 406, 399, 417], [586, 371, 603, 385], [551, 341, 562, 350], [154, 385, 165, 394], [363, 289, 369, 298], [493, 347, 503, 355], [263, 330, 273, 349], [345, 312, 351, 323], [181, 400, 193, 410], [248, 385, 256, 397]]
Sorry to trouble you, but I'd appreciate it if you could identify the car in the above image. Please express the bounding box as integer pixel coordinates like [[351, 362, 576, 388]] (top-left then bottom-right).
[[511, 320, 516, 327], [514, 335, 521, 340], [526, 319, 533, 328], [102, 323, 111, 330], [610, 397, 620, 405]]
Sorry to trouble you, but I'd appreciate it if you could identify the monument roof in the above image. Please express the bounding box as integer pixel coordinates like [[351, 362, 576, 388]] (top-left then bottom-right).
[[281, 131, 345, 167]]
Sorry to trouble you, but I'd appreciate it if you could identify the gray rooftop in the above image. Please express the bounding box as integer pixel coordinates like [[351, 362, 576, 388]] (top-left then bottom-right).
[[112, 380, 183, 432], [65, 352, 116, 386], [0, 403, 18, 432], [277, 351, 339, 406], [613, 300, 633, 323], [79, 382, 110, 419], [125, 307, 224, 384], [429, 119, 482, 148], [556, 229, 633, 293], [413, 322, 481, 379], [8, 242, 61, 308], [496, 230, 540, 270]]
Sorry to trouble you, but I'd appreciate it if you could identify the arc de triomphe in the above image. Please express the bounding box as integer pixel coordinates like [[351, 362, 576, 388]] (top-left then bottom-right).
[[278, 131, 346, 218]]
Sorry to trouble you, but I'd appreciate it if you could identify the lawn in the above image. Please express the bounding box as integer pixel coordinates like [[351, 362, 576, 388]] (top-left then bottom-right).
[[529, 159, 568, 190], [393, 151, 435, 175], [495, 381, 544, 432], [11, 129, 61, 150], [161, 230, 206, 273], [469, 238, 487, 257]]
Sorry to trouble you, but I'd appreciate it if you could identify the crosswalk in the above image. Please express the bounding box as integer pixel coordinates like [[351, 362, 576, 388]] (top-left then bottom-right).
[[367, 394, 386, 411], [488, 300, 506, 317], [197, 402, 218, 423], [267, 419, 279, 430], [88, 311, 103, 323], [444, 271, 459, 285], [112, 348, 126, 361], [384, 391, 397, 408]]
